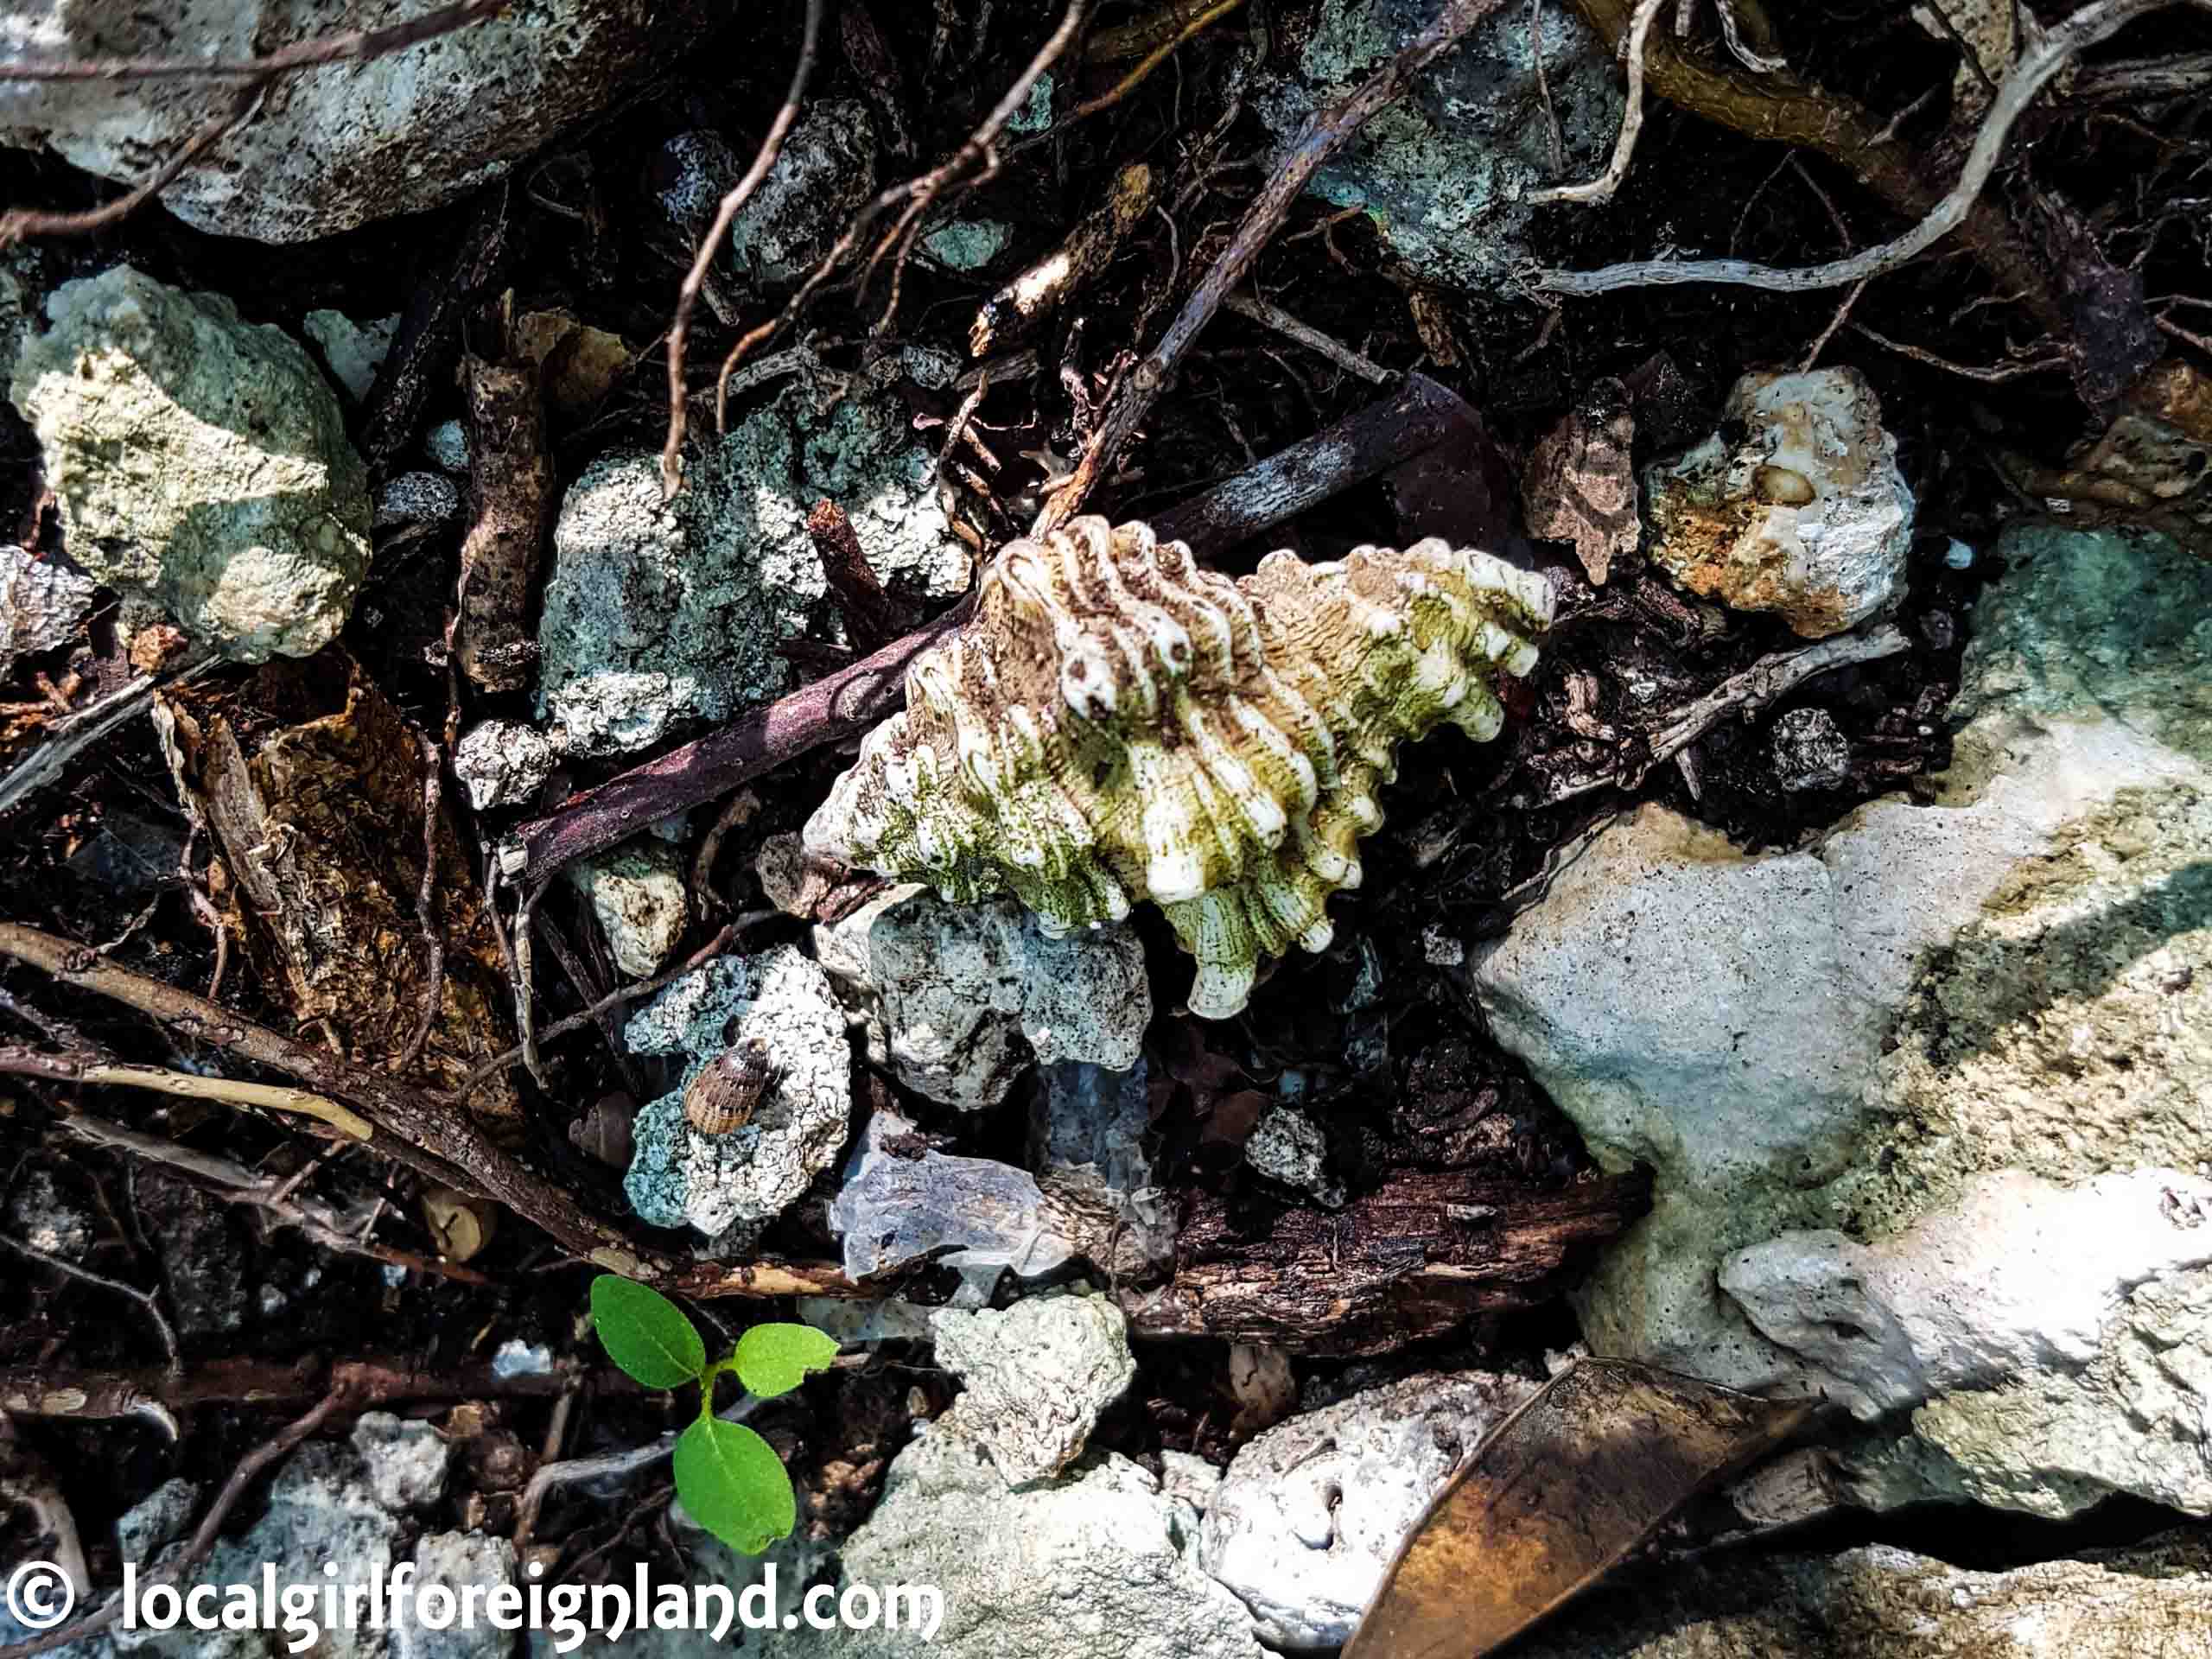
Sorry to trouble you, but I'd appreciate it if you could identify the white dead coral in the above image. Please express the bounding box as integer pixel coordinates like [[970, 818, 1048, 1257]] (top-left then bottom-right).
[[804, 516, 1551, 1017]]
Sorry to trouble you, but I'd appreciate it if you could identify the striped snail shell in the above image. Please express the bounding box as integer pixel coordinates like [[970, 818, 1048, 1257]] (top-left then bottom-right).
[[683, 1036, 774, 1135]]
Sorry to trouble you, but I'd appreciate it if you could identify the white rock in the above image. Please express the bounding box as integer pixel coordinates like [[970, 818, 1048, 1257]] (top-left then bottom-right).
[[816, 887, 1150, 1110], [1509, 1530, 2212, 1659], [1644, 367, 1913, 638], [1198, 1371, 1541, 1649], [374, 471, 463, 533], [452, 719, 557, 812], [0, 2, 711, 243], [538, 388, 957, 757], [931, 1294, 1136, 1484], [1768, 705, 1850, 791], [1244, 1103, 1344, 1208], [567, 837, 688, 978], [1471, 524, 2212, 1518], [10, 267, 371, 662], [302, 309, 398, 403], [1261, 0, 1621, 293], [836, 1427, 1268, 1659], [353, 1411, 451, 1513], [394, 1531, 516, 1659], [622, 948, 851, 1243]]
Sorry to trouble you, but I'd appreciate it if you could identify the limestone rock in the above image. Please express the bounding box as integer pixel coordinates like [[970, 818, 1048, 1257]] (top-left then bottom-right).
[[622, 949, 850, 1244], [1511, 1529, 2212, 1659], [1644, 367, 1912, 637], [1469, 524, 2212, 1519], [451, 719, 557, 812], [0, 544, 95, 676], [567, 837, 687, 978], [931, 1294, 1136, 1483], [835, 1427, 1268, 1659], [1197, 1371, 1541, 1649], [1259, 0, 1623, 294], [807, 517, 1551, 1018], [10, 266, 371, 662], [537, 387, 956, 755], [816, 886, 1150, 1110], [0, 1, 712, 243]]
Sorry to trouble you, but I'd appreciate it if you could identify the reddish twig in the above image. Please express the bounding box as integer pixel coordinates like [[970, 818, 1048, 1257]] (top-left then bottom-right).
[[1039, 0, 1515, 531], [661, 0, 827, 499]]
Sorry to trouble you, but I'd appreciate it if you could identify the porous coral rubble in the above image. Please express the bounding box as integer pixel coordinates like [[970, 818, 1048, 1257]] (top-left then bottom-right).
[[805, 516, 1550, 1016]]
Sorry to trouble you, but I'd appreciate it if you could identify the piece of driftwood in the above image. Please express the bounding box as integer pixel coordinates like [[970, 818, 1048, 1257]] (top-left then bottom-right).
[[1122, 1167, 1650, 1354], [1344, 1357, 1814, 1658]]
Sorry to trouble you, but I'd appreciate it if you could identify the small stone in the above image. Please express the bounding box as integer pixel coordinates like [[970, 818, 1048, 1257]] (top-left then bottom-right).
[[931, 1294, 1136, 1484], [1032, 1058, 1153, 1193], [1245, 1103, 1345, 1209], [351, 1413, 450, 1513], [566, 837, 688, 979], [1007, 74, 1054, 134], [1420, 923, 1464, 967], [424, 419, 470, 474], [373, 470, 463, 533], [3, 1167, 95, 1260], [1644, 367, 1913, 638], [0, 545, 96, 676], [837, 1426, 1268, 1659], [1198, 1371, 1541, 1649], [451, 719, 557, 812], [491, 1339, 556, 1380], [649, 128, 743, 245], [622, 948, 851, 1243], [393, 1531, 516, 1659], [114, 1478, 200, 1566], [10, 266, 372, 663], [724, 100, 877, 290], [817, 887, 1150, 1111], [1944, 537, 1976, 569], [302, 309, 399, 403], [1769, 706, 1852, 791], [923, 219, 1016, 272]]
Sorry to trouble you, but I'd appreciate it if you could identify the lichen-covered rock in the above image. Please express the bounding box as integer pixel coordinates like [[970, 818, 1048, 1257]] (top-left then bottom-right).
[[302, 309, 397, 404], [836, 1427, 1268, 1659], [1243, 1103, 1344, 1209], [451, 720, 557, 812], [567, 837, 687, 978], [722, 100, 876, 291], [1644, 367, 1912, 638], [1470, 523, 2211, 1520], [1510, 1530, 2212, 1659], [806, 517, 1550, 1018], [1768, 705, 1850, 791], [1259, 0, 1622, 294], [537, 387, 957, 755], [816, 885, 1150, 1110], [0, 1, 711, 243], [931, 1294, 1136, 1484], [1197, 1371, 1541, 1649], [9, 266, 371, 662], [622, 949, 850, 1244]]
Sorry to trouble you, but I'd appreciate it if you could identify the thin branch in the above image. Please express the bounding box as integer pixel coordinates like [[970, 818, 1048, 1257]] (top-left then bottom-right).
[[0, 1230, 179, 1369], [1039, 0, 1516, 532], [394, 734, 447, 1076], [660, 0, 827, 499], [1850, 321, 2069, 380], [0, 1046, 374, 1140], [1537, 0, 2209, 296], [0, 1393, 346, 1659], [1529, 0, 1667, 207], [1225, 290, 1393, 382]]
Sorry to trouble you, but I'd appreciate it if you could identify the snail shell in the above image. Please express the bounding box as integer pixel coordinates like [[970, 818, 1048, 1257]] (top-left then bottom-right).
[[683, 1037, 774, 1135]]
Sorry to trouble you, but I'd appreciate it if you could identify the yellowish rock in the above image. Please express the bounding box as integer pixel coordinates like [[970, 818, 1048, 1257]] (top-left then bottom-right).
[[804, 517, 1551, 1017]]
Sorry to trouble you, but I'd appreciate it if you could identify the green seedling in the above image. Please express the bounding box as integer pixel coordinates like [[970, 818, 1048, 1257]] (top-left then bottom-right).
[[588, 1274, 840, 1553]]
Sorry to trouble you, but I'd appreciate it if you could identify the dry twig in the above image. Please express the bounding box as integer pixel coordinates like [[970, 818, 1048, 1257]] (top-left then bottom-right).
[[1529, 0, 1668, 207], [1539, 0, 2209, 295]]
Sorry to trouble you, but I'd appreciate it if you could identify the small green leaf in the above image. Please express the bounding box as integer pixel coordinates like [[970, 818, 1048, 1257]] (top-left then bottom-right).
[[590, 1275, 706, 1389], [732, 1323, 842, 1399], [674, 1416, 796, 1554]]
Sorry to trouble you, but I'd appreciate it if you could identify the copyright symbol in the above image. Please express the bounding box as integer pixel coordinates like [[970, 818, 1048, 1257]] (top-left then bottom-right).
[[6, 1560, 76, 1630]]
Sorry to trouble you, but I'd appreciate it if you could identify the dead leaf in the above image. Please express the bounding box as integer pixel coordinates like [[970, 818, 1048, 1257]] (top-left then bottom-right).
[[511, 309, 634, 420], [156, 654, 524, 1135], [1522, 378, 1638, 586], [1342, 1358, 1813, 1659]]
